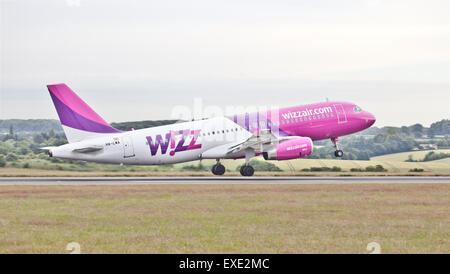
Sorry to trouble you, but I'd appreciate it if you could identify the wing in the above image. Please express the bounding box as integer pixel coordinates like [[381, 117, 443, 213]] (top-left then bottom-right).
[[226, 129, 297, 155], [201, 129, 298, 159]]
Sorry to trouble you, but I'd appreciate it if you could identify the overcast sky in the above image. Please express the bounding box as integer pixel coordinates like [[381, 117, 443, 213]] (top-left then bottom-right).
[[1, 0, 449, 127]]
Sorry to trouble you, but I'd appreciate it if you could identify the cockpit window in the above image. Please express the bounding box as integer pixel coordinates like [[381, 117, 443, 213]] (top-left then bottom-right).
[[353, 106, 363, 113]]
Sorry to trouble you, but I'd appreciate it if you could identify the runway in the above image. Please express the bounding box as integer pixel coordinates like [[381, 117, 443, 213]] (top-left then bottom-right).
[[0, 176, 449, 185]]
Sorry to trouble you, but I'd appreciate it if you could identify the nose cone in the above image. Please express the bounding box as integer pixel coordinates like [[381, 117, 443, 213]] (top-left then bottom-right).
[[365, 112, 376, 127]]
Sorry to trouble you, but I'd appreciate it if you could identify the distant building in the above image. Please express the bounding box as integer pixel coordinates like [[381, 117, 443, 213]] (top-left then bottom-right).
[[418, 144, 438, 150]]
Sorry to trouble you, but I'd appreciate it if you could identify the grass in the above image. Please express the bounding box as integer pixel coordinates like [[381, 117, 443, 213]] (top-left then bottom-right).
[[371, 149, 450, 162], [140, 156, 450, 175], [0, 183, 448, 253], [0, 167, 214, 177], [3, 148, 450, 176], [433, 158, 450, 164], [0, 167, 448, 177]]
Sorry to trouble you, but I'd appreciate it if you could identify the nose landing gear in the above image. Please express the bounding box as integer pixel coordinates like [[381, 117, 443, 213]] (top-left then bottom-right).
[[331, 137, 344, 158], [334, 150, 344, 157]]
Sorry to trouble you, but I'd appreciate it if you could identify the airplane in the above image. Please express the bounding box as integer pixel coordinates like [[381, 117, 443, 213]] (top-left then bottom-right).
[[43, 83, 376, 176]]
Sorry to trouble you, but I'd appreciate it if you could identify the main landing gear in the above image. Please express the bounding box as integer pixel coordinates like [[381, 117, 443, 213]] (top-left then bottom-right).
[[240, 165, 254, 177], [331, 137, 344, 158], [211, 159, 226, 175], [211, 152, 256, 177], [240, 151, 255, 176]]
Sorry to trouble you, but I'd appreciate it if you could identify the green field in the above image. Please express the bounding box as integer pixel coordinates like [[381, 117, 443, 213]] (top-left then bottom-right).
[[0, 183, 448, 253], [371, 149, 450, 162], [1, 149, 449, 177], [176, 156, 450, 174], [433, 158, 450, 164], [1, 158, 450, 177]]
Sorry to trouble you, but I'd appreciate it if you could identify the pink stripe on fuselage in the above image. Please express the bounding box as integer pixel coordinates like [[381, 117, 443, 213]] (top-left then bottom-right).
[[47, 84, 110, 127], [268, 102, 352, 140]]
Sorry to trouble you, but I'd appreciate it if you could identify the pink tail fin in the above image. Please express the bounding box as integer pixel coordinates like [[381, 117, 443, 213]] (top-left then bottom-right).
[[47, 83, 121, 142]]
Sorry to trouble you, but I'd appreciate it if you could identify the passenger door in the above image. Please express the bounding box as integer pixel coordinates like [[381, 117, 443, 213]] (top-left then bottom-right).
[[122, 135, 135, 158], [333, 104, 347, 124]]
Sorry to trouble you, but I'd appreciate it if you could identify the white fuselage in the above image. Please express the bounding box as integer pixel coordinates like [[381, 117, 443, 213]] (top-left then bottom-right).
[[51, 117, 252, 165]]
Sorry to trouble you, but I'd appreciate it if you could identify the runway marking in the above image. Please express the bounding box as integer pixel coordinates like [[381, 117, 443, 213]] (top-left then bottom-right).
[[0, 176, 449, 185]]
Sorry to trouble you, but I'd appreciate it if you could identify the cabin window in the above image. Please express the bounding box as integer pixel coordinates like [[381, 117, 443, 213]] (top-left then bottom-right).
[[353, 106, 363, 113]]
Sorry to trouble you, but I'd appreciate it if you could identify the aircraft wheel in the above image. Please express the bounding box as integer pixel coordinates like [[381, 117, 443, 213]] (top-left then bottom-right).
[[240, 165, 254, 176], [240, 165, 245, 176], [213, 164, 226, 175], [334, 150, 344, 157]]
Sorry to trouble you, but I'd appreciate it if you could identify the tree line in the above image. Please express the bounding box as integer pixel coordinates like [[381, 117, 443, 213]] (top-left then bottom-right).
[[1, 119, 449, 166], [2, 118, 449, 136]]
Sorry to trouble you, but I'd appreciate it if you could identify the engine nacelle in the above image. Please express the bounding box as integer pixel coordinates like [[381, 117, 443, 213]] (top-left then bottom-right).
[[263, 137, 313, 160]]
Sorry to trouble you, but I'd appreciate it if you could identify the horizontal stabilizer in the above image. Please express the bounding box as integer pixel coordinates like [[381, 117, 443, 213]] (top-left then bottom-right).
[[40, 146, 57, 151], [72, 145, 103, 153]]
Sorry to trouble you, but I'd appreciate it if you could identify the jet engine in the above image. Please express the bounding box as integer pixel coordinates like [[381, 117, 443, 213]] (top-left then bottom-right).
[[263, 137, 313, 160]]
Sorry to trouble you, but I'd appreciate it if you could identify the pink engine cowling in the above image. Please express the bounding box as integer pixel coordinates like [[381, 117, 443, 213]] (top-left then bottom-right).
[[263, 137, 313, 160]]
